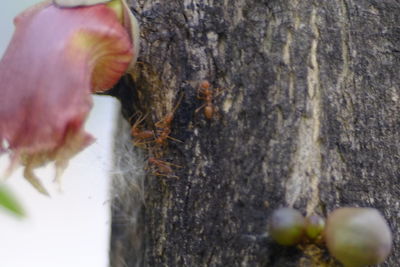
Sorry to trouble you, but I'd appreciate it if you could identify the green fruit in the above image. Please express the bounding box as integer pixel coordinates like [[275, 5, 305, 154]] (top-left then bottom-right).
[[325, 208, 392, 267], [305, 214, 325, 239], [269, 208, 305, 246]]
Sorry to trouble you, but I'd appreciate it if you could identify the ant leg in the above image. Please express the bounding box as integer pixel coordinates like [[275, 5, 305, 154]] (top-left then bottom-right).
[[154, 117, 166, 129], [152, 171, 179, 179], [133, 138, 156, 147], [166, 135, 183, 143], [195, 103, 207, 114], [159, 161, 182, 168], [148, 158, 182, 168], [214, 87, 226, 97], [128, 111, 142, 124], [131, 111, 149, 128], [172, 92, 185, 114]]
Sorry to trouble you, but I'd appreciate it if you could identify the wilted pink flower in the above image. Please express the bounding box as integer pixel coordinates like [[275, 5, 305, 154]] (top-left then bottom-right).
[[0, 1, 138, 194]]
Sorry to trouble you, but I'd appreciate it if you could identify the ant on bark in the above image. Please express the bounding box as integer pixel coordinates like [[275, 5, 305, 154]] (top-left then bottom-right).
[[195, 80, 223, 120], [147, 157, 181, 178], [130, 92, 184, 177], [147, 93, 184, 178], [129, 92, 184, 147], [129, 112, 154, 146], [153, 93, 184, 146]]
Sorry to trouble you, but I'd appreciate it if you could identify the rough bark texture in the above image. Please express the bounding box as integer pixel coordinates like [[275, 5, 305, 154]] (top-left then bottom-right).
[[109, 0, 400, 266]]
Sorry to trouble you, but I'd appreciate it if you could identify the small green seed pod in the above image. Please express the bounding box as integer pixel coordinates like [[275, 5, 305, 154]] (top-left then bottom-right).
[[269, 208, 305, 246], [325, 207, 392, 267], [305, 214, 325, 239]]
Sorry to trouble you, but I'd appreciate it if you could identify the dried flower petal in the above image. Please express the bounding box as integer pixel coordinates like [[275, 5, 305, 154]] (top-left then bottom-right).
[[0, 2, 136, 194]]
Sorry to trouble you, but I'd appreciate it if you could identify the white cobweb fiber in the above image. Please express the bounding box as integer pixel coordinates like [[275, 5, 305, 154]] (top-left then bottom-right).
[[109, 114, 146, 267], [111, 115, 146, 227]]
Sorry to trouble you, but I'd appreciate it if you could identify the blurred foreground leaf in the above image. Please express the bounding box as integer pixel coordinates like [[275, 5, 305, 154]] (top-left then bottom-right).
[[0, 185, 25, 217]]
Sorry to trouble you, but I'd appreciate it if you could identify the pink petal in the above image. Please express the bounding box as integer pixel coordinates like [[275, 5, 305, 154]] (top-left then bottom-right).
[[0, 3, 133, 193]]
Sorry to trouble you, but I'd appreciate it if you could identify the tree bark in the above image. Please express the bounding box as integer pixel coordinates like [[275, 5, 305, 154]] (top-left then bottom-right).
[[109, 0, 400, 266]]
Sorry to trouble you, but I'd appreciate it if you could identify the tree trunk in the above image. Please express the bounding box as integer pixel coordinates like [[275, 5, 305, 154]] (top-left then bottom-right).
[[109, 0, 400, 266]]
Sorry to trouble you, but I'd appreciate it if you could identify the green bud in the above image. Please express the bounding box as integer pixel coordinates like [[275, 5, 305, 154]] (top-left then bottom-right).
[[325, 207, 392, 267], [305, 214, 325, 239], [269, 208, 305, 246]]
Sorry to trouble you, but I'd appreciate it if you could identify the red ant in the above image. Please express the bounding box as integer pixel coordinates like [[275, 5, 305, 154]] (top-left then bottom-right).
[[153, 93, 184, 145], [195, 80, 222, 120], [130, 112, 154, 146], [148, 157, 180, 178]]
